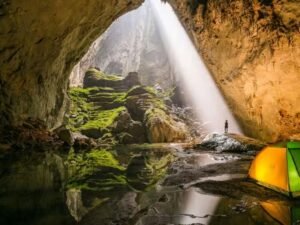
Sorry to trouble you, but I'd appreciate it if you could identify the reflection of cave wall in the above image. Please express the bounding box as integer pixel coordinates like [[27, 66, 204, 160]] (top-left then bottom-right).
[[168, 0, 300, 142], [0, 0, 142, 129], [70, 0, 175, 89]]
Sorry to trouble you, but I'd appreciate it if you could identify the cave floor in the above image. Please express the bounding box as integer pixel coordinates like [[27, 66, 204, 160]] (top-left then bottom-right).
[[0, 144, 298, 225]]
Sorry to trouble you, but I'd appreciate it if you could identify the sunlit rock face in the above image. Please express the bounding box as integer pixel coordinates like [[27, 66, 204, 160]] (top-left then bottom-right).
[[168, 0, 300, 142], [70, 0, 175, 89], [0, 0, 142, 129]]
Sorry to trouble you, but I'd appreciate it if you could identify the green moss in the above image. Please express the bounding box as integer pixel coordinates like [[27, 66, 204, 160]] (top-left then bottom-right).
[[68, 88, 95, 131], [144, 86, 158, 96], [67, 86, 128, 132], [87, 68, 123, 81], [81, 106, 126, 130], [145, 108, 170, 124], [91, 91, 127, 104], [126, 152, 175, 191], [66, 149, 127, 191]]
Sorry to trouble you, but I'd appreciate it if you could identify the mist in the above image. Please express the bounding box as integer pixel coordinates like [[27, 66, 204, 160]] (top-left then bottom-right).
[[149, 0, 242, 134]]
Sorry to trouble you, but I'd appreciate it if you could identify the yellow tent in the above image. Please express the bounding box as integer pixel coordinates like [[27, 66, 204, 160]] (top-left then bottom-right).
[[248, 141, 300, 197]]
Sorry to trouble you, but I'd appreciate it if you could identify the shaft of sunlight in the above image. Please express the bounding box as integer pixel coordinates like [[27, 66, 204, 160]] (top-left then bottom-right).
[[149, 0, 242, 134]]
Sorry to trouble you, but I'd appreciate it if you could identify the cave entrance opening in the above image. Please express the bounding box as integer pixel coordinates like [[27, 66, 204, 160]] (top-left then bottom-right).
[[69, 0, 242, 135]]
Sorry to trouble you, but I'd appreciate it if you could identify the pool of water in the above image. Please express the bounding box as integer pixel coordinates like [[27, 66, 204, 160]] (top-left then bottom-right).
[[0, 146, 299, 225]]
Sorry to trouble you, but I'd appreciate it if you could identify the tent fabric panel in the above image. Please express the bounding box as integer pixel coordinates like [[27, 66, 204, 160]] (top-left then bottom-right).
[[289, 148, 300, 176], [287, 141, 300, 149], [249, 147, 289, 192], [287, 150, 300, 193]]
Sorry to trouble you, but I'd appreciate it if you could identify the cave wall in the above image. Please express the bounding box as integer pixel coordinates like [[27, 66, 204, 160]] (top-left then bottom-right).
[[70, 0, 175, 89], [168, 0, 300, 142], [1, 0, 299, 142], [0, 0, 143, 129]]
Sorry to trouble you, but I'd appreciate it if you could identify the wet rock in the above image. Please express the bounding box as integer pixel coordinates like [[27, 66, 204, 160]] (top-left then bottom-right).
[[113, 110, 147, 144], [198, 133, 266, 153], [117, 132, 136, 145], [81, 128, 103, 139], [158, 194, 169, 203], [73, 132, 96, 150], [0, 119, 59, 151], [195, 179, 286, 201], [66, 189, 88, 222], [54, 126, 74, 146]]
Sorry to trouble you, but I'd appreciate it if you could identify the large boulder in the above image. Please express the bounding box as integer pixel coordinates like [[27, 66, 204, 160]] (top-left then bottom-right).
[[112, 110, 147, 144], [123, 72, 141, 87], [83, 69, 140, 90], [73, 132, 97, 150], [125, 86, 164, 121], [80, 128, 104, 139], [54, 126, 74, 146], [83, 68, 123, 88], [198, 133, 266, 153], [144, 108, 188, 143]]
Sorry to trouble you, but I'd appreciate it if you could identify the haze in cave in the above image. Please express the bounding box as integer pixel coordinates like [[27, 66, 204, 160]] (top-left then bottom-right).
[[0, 0, 299, 225]]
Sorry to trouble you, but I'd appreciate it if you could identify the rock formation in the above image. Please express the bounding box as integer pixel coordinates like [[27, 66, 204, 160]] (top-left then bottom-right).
[[168, 0, 300, 142], [0, 0, 143, 129], [69, 0, 175, 89], [68, 69, 188, 144], [1, 0, 299, 143]]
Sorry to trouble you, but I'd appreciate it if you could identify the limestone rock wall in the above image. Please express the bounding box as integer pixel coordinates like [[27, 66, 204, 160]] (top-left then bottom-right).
[[69, 0, 175, 89], [168, 0, 300, 142], [0, 0, 142, 129]]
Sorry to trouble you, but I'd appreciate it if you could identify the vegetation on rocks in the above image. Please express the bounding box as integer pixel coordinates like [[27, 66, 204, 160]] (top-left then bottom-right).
[[66, 69, 189, 145], [66, 147, 175, 192], [86, 68, 123, 81], [67, 148, 126, 191]]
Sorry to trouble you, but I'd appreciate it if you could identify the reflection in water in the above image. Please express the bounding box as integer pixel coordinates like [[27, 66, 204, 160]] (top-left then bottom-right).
[[66, 189, 88, 222], [261, 201, 300, 225], [177, 189, 221, 224], [0, 148, 298, 225], [126, 151, 174, 191], [0, 152, 74, 225], [136, 188, 287, 225]]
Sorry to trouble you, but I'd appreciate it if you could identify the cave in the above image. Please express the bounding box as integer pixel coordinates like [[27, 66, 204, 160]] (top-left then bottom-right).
[[0, 0, 299, 224]]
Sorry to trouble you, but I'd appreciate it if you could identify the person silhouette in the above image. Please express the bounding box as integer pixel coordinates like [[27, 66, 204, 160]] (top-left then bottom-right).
[[225, 120, 228, 134]]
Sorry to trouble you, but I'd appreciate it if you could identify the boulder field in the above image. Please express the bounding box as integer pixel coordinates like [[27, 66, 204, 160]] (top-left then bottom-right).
[[66, 68, 188, 145]]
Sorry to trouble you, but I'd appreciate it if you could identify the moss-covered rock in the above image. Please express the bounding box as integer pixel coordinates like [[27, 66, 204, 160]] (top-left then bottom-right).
[[80, 106, 127, 138], [83, 68, 140, 89], [112, 110, 147, 144], [0, 0, 143, 130], [67, 149, 126, 192], [67, 71, 190, 144], [126, 151, 175, 191], [125, 86, 166, 122], [144, 108, 188, 143]]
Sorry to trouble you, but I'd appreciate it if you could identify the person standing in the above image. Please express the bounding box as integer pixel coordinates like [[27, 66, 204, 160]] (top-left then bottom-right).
[[225, 120, 228, 134]]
